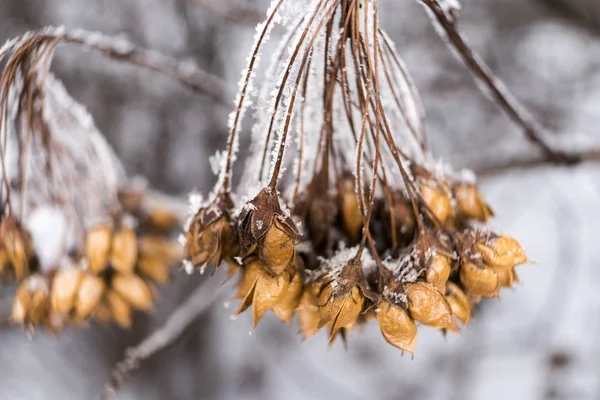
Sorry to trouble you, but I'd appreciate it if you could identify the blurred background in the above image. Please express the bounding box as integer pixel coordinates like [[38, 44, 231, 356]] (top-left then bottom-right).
[[1, 0, 600, 399]]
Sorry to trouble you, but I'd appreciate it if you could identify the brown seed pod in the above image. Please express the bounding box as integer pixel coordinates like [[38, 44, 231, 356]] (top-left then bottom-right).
[[139, 236, 182, 263], [445, 282, 471, 326], [337, 173, 363, 244], [86, 225, 112, 274], [297, 281, 322, 338], [459, 262, 499, 298], [145, 208, 180, 231], [11, 281, 30, 324], [51, 268, 83, 314], [259, 217, 297, 276], [419, 182, 453, 225], [0, 217, 32, 280], [426, 254, 451, 292], [476, 235, 527, 268], [112, 273, 153, 310], [105, 290, 132, 328], [405, 281, 458, 331], [494, 265, 517, 289], [318, 285, 365, 342], [12, 276, 51, 328], [137, 255, 170, 284], [273, 271, 304, 325], [110, 228, 138, 275], [454, 183, 494, 222], [377, 301, 418, 355], [298, 182, 336, 254], [91, 301, 112, 324], [381, 191, 416, 249], [75, 274, 105, 319]]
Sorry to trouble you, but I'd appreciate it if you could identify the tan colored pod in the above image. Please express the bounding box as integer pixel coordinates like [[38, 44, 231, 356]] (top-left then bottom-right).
[[259, 218, 296, 276], [110, 228, 138, 275], [75, 274, 105, 319], [86, 225, 112, 274], [338, 177, 363, 243], [420, 184, 453, 224], [377, 301, 418, 355], [445, 282, 471, 326], [251, 268, 289, 328], [139, 236, 182, 263], [454, 183, 494, 222], [426, 254, 451, 292], [137, 255, 169, 284], [11, 281, 32, 324], [112, 273, 153, 310], [318, 285, 364, 342], [146, 208, 180, 231], [273, 272, 303, 325], [106, 290, 132, 328], [476, 236, 527, 268], [51, 268, 83, 313], [297, 282, 322, 338], [459, 262, 500, 297], [405, 281, 458, 331]]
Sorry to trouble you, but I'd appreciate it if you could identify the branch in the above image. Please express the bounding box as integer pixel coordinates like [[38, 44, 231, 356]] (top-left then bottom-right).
[[189, 0, 265, 26], [474, 148, 600, 178], [101, 277, 233, 400], [0, 27, 233, 106], [418, 0, 580, 165]]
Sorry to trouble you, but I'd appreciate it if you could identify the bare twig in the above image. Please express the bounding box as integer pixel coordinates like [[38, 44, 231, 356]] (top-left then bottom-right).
[[190, 0, 265, 26], [101, 277, 233, 400], [474, 148, 600, 178], [419, 0, 580, 165], [2, 27, 233, 106]]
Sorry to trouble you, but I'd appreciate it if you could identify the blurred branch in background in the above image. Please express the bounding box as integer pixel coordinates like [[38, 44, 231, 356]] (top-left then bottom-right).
[[189, 0, 264, 25]]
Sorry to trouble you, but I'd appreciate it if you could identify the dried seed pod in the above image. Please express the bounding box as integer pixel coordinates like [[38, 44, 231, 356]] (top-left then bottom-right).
[[426, 254, 451, 292], [137, 255, 169, 284], [318, 284, 364, 342], [27, 281, 51, 326], [105, 290, 132, 328], [476, 235, 527, 268], [145, 208, 179, 231], [75, 274, 105, 319], [445, 282, 471, 326], [139, 236, 182, 263], [91, 301, 112, 324], [51, 268, 83, 313], [11, 282, 29, 324], [112, 273, 153, 310], [297, 281, 322, 338], [1, 217, 32, 280], [185, 193, 235, 273], [110, 228, 138, 275], [405, 281, 458, 331], [494, 265, 517, 288], [377, 301, 418, 355], [419, 182, 453, 224], [273, 271, 303, 325], [337, 173, 363, 244], [259, 217, 297, 276], [86, 225, 112, 274], [381, 191, 416, 248], [454, 183, 494, 222], [459, 262, 499, 297]]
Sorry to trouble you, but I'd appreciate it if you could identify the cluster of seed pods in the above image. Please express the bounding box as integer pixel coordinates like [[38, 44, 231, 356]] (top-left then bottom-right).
[[183, 0, 528, 353]]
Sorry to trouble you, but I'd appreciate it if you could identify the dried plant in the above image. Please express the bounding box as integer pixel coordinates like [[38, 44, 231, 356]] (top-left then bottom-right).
[[0, 28, 192, 333], [183, 0, 528, 354]]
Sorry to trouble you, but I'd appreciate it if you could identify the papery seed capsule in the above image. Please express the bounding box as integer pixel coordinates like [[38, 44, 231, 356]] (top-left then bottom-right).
[[377, 301, 418, 355], [146, 208, 179, 231], [445, 282, 471, 326], [405, 281, 458, 331], [22, 277, 51, 326], [137, 255, 169, 284], [476, 236, 527, 268], [259, 217, 296, 276], [426, 254, 451, 292], [459, 262, 499, 297], [110, 228, 138, 275], [11, 281, 32, 324], [297, 282, 321, 338], [139, 236, 182, 263], [252, 268, 289, 328], [86, 225, 112, 274], [51, 268, 83, 313], [106, 290, 132, 328], [318, 285, 364, 341], [338, 176, 363, 244], [494, 265, 516, 288], [232, 260, 262, 318], [2, 220, 32, 280], [75, 274, 105, 319], [47, 311, 69, 335], [420, 183, 453, 224], [273, 272, 303, 325], [112, 273, 153, 310], [91, 301, 112, 324], [454, 183, 494, 222]]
